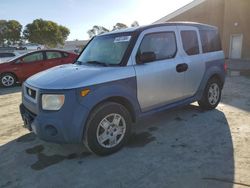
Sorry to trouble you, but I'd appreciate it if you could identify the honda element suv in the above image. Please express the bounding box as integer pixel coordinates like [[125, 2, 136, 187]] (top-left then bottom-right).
[[20, 22, 226, 155]]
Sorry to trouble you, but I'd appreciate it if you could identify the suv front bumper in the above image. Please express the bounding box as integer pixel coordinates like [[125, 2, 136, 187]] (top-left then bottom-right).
[[19, 100, 90, 144]]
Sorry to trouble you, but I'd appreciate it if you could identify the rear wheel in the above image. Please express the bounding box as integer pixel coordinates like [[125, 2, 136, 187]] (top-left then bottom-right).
[[84, 102, 132, 156], [0, 73, 16, 87], [198, 77, 222, 110]]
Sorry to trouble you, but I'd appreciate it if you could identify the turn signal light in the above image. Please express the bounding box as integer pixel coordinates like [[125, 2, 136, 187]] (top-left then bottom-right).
[[81, 89, 90, 97]]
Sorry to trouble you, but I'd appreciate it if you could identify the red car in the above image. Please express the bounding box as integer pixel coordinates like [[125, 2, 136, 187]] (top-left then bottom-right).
[[0, 50, 78, 87]]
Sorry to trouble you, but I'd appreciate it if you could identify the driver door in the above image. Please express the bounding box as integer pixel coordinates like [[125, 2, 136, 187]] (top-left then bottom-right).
[[133, 27, 186, 112]]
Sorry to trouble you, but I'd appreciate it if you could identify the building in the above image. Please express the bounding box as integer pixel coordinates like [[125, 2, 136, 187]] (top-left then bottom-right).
[[154, 0, 250, 60], [58, 40, 89, 53]]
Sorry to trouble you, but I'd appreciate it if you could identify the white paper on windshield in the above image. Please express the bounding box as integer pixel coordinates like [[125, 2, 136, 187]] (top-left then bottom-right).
[[114, 36, 131, 43]]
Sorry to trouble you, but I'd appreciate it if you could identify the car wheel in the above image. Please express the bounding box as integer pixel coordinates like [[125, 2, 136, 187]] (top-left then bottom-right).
[[37, 47, 41, 50], [84, 102, 132, 156], [198, 77, 222, 110], [0, 73, 16, 87]]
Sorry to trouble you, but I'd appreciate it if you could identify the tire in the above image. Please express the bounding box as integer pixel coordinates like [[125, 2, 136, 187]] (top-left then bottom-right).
[[37, 47, 41, 50], [84, 102, 132, 156], [198, 77, 222, 110], [0, 73, 16, 87]]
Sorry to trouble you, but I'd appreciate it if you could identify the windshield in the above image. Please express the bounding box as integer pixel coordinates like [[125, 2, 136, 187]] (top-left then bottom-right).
[[7, 53, 23, 62], [77, 33, 132, 66]]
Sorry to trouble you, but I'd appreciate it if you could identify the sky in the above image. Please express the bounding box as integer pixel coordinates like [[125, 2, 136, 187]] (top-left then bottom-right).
[[0, 0, 193, 40]]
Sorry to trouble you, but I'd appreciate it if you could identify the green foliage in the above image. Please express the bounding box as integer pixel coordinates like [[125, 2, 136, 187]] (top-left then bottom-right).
[[87, 25, 110, 38], [131, 21, 139, 27], [6, 20, 22, 44], [0, 20, 22, 45], [23, 19, 70, 48], [0, 20, 7, 45], [112, 23, 128, 31], [87, 21, 139, 38]]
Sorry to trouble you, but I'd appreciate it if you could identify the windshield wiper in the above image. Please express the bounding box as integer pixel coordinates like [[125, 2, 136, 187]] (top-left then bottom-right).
[[74, 60, 83, 65], [76, 60, 118, 67], [85, 61, 110, 67]]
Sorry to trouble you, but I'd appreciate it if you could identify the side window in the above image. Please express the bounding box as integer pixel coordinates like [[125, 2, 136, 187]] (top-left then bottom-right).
[[63, 52, 69, 57], [0, 53, 15, 58], [46, 51, 63, 59], [199, 30, 222, 53], [138, 32, 177, 62], [8, 53, 16, 57], [181, 30, 199, 55], [22, 52, 43, 63]]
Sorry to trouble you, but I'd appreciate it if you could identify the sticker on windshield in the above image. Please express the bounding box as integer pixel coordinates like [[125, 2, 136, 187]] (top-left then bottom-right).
[[114, 36, 131, 43]]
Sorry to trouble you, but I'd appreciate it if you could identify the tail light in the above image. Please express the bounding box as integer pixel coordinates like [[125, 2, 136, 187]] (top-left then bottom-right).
[[224, 63, 228, 72]]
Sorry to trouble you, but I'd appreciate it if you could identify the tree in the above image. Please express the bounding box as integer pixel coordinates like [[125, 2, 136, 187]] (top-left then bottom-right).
[[131, 21, 139, 27], [58, 25, 70, 45], [6, 20, 22, 44], [23, 19, 70, 48], [0, 20, 8, 46], [87, 25, 109, 38], [112, 23, 128, 31], [0, 20, 22, 46], [87, 21, 139, 38]]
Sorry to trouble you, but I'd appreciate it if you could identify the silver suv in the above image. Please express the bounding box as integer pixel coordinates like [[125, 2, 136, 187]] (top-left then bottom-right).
[[20, 22, 226, 155]]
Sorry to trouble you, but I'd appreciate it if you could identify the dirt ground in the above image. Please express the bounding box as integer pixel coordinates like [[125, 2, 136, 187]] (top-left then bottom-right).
[[0, 76, 250, 188]]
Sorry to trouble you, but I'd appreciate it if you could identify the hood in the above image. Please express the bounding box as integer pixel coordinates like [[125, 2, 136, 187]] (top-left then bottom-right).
[[26, 64, 135, 90]]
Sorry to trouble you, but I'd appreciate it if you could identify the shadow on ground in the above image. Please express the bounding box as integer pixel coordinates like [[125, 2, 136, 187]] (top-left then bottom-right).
[[1, 73, 249, 187], [0, 104, 236, 188], [0, 85, 21, 95]]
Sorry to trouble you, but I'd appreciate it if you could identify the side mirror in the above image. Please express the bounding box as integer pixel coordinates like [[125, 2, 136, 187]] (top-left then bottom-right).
[[15, 59, 23, 64], [137, 52, 156, 64]]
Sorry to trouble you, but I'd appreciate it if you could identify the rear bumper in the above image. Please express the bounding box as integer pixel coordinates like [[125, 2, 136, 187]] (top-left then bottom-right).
[[19, 103, 90, 144]]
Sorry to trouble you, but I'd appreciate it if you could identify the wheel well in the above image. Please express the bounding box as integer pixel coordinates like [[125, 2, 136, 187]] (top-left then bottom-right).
[[0, 72, 18, 81], [94, 96, 137, 123], [210, 74, 223, 87]]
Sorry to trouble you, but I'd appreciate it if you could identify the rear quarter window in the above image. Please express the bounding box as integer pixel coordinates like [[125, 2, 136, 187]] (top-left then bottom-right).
[[46, 51, 63, 59], [199, 30, 222, 53], [181, 30, 200, 56]]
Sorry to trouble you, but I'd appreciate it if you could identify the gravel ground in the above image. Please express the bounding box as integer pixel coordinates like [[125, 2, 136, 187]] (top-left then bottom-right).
[[0, 76, 249, 188]]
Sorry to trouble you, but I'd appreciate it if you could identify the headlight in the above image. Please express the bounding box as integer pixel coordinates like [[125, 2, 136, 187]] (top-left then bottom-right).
[[42, 94, 65, 111]]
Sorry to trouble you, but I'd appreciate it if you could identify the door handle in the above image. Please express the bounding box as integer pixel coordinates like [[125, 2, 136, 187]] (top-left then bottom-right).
[[176, 63, 188, 73]]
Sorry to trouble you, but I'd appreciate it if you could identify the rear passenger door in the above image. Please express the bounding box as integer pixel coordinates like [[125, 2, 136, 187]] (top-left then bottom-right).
[[44, 51, 64, 70], [177, 26, 205, 98], [133, 27, 186, 112], [18, 52, 45, 80]]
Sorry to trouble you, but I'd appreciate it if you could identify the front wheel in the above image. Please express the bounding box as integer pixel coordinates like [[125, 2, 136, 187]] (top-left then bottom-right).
[[198, 78, 222, 110], [84, 102, 132, 156], [0, 73, 16, 87]]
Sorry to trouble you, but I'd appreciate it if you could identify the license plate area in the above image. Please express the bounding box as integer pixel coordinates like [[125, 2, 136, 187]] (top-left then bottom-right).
[[23, 114, 32, 131], [20, 104, 36, 131]]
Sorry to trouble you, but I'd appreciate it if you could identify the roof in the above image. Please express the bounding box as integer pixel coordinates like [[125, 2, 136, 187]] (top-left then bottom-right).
[[100, 22, 217, 37], [153, 0, 206, 24]]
